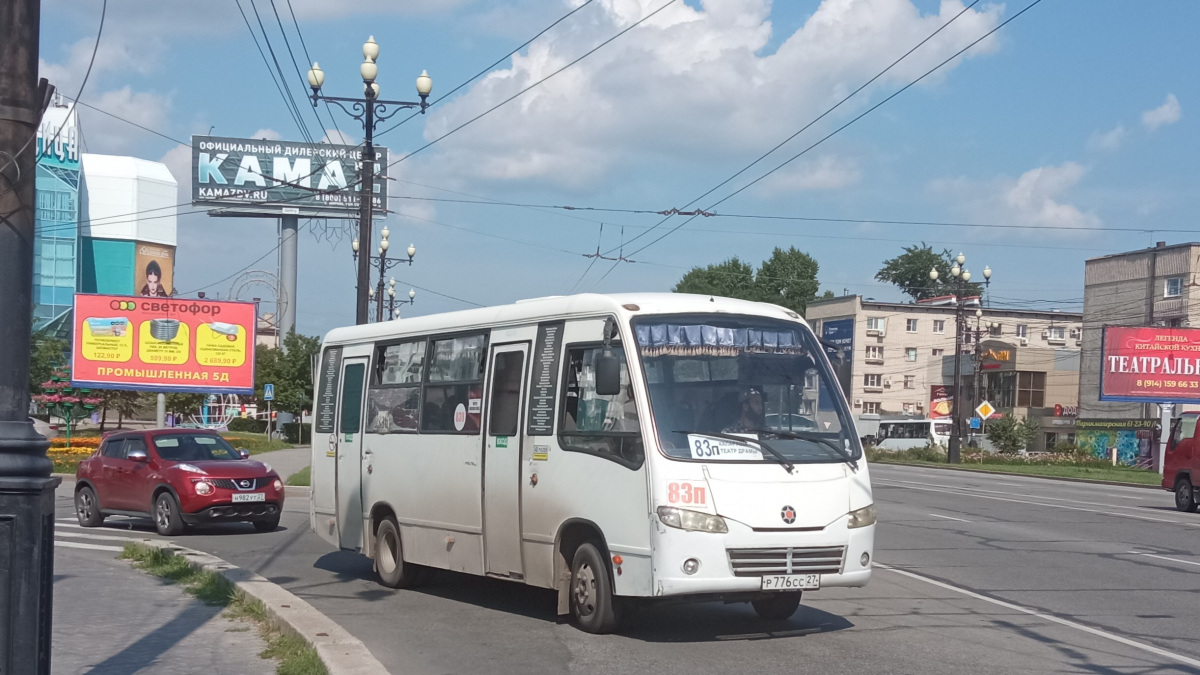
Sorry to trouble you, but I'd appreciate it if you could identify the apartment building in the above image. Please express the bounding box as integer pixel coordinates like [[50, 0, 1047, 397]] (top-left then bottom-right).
[[1079, 241, 1200, 419], [807, 295, 1083, 450]]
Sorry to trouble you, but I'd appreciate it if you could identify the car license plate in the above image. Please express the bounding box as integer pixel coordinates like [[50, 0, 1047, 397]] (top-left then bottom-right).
[[231, 493, 265, 503], [761, 574, 820, 591]]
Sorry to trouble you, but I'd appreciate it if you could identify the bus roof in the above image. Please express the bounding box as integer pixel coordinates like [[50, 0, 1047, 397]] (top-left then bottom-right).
[[321, 292, 804, 346]]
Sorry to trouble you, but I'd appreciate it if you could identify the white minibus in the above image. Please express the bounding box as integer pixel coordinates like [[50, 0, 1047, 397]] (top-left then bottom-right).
[[310, 293, 874, 633], [874, 419, 952, 450]]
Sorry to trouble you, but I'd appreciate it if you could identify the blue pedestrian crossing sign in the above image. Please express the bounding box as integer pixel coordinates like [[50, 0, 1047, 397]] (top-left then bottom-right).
[[969, 416, 982, 430], [264, 383, 275, 401]]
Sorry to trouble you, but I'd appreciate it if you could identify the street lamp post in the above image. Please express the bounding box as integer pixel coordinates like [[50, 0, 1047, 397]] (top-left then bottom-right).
[[352, 225, 415, 321], [930, 254, 992, 463], [384, 279, 417, 321], [307, 37, 432, 325], [971, 309, 1002, 437]]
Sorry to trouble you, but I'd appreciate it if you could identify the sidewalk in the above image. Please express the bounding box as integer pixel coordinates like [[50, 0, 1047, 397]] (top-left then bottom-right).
[[52, 544, 272, 674], [255, 446, 311, 481]]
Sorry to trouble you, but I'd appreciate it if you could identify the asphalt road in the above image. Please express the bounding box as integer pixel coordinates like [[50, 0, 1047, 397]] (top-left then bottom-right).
[[54, 465, 1200, 674]]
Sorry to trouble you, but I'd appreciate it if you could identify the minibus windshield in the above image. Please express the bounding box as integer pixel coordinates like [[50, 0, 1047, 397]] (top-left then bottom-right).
[[633, 315, 861, 465]]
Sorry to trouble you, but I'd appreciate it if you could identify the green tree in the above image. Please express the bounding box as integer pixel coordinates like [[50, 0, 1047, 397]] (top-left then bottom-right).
[[755, 247, 821, 314], [164, 393, 208, 422], [29, 332, 68, 395], [89, 389, 145, 431], [875, 243, 983, 301], [985, 414, 1040, 454], [255, 331, 322, 416], [673, 257, 757, 300]]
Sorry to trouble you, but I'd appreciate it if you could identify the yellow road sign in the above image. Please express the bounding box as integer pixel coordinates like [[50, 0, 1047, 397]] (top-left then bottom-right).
[[975, 401, 996, 419]]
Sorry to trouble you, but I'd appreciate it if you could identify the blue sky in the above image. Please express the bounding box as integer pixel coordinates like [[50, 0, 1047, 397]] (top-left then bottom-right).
[[39, 0, 1198, 336]]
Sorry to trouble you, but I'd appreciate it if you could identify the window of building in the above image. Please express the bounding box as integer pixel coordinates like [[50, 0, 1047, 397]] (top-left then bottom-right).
[[985, 370, 1045, 408], [560, 345, 643, 467], [866, 317, 886, 332], [989, 324, 1002, 337], [906, 319, 918, 333], [862, 401, 881, 415], [904, 375, 915, 389], [1016, 324, 1028, 339], [1048, 326, 1066, 342], [932, 348, 945, 357], [1165, 277, 1183, 298], [864, 374, 882, 388], [422, 334, 487, 433], [903, 402, 915, 415], [905, 347, 918, 362], [933, 320, 945, 334], [963, 331, 973, 344], [1045, 432, 1058, 450], [865, 345, 884, 361]]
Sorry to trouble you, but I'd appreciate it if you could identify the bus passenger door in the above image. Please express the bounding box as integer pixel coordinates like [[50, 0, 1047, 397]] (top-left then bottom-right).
[[335, 358, 369, 551], [482, 343, 530, 578]]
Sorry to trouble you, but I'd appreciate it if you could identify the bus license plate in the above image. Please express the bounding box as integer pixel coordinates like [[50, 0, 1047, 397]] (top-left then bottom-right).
[[761, 574, 820, 591], [231, 493, 265, 503]]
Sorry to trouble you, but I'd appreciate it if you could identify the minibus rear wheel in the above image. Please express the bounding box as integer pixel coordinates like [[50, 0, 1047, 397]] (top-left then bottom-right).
[[1175, 476, 1198, 513], [752, 592, 801, 620], [376, 516, 419, 588], [570, 542, 621, 633]]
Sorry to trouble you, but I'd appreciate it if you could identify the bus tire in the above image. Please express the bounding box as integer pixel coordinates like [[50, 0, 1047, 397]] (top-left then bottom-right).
[[375, 517, 419, 588], [1174, 476, 1198, 513], [752, 592, 801, 620], [570, 542, 621, 634]]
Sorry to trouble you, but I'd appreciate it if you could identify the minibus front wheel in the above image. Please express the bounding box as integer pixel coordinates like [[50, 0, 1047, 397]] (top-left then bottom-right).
[[570, 542, 622, 633]]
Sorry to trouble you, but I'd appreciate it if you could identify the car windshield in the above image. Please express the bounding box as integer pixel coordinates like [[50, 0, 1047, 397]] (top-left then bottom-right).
[[153, 434, 241, 461], [634, 314, 860, 464]]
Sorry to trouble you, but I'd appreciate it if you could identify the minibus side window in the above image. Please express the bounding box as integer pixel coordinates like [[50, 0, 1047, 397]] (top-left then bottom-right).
[[366, 340, 425, 434], [422, 334, 487, 434], [558, 344, 644, 469]]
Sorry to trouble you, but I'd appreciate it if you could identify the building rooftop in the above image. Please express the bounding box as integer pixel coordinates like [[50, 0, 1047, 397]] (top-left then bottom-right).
[[806, 294, 1082, 320], [1085, 241, 1200, 263]]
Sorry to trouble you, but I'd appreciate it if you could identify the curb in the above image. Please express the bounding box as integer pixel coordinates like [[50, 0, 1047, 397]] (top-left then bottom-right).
[[134, 538, 389, 675], [874, 461, 1163, 490]]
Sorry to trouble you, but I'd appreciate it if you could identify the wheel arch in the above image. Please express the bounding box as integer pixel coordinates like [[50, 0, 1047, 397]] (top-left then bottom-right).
[[553, 518, 612, 616], [367, 501, 401, 560]]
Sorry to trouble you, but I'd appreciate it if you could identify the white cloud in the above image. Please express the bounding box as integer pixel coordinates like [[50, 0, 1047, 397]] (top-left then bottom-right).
[[76, 87, 173, 155], [754, 155, 862, 194], [250, 129, 283, 141], [159, 145, 193, 204], [423, 0, 1005, 189], [931, 161, 1101, 232], [1142, 93, 1181, 131], [1086, 125, 1125, 152], [321, 129, 357, 145]]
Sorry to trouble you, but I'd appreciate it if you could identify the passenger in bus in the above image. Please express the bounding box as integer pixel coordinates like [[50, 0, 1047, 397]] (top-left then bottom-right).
[[723, 386, 766, 434]]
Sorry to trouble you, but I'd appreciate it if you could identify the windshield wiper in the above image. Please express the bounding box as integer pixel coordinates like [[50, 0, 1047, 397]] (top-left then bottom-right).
[[751, 428, 858, 472], [672, 430, 794, 474]]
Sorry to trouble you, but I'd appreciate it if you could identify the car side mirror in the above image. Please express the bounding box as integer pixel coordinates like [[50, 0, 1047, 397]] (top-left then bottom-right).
[[238, 448, 250, 459], [127, 448, 148, 463], [595, 349, 622, 397]]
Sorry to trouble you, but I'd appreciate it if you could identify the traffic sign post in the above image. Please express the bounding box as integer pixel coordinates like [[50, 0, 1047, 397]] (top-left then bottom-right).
[[969, 417, 982, 430], [264, 383, 275, 401], [975, 400, 995, 420], [264, 384, 274, 439]]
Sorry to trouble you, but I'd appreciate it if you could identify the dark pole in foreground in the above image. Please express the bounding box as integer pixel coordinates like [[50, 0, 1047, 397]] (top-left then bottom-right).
[[356, 102, 375, 326], [0, 0, 62, 671]]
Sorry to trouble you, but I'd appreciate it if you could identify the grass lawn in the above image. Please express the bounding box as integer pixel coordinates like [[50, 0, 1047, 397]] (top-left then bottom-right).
[[121, 543, 326, 675], [220, 432, 293, 455], [286, 466, 311, 487], [871, 457, 1164, 485]]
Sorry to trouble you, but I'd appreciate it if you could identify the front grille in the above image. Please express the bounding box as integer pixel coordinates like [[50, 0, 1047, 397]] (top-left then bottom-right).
[[727, 546, 846, 576], [210, 477, 265, 491]]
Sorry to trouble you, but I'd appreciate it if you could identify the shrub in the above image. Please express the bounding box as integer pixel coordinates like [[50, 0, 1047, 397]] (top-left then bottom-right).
[[227, 417, 268, 434]]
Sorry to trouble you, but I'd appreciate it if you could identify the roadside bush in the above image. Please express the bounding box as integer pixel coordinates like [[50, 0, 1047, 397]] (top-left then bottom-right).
[[1052, 441, 1090, 456], [281, 422, 311, 445], [227, 417, 268, 434], [866, 443, 946, 463]]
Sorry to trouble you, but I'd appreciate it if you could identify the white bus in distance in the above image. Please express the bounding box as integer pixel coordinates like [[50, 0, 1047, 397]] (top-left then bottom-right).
[[874, 419, 952, 450], [310, 293, 875, 633]]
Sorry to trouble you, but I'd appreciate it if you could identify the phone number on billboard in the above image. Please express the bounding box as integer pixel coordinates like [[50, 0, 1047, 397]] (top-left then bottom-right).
[[1135, 379, 1200, 389]]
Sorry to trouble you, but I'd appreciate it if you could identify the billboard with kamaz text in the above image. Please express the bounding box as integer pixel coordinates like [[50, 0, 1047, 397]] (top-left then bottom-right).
[[1100, 326, 1200, 403], [191, 135, 388, 218], [71, 294, 257, 394]]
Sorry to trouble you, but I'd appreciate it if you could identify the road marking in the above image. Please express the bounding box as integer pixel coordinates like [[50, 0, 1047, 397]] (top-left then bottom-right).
[[928, 513, 970, 522], [878, 477, 1152, 511], [873, 466, 1154, 497], [878, 564, 1200, 670], [55, 541, 124, 552], [874, 479, 1200, 527], [1127, 551, 1200, 568], [56, 531, 151, 543]]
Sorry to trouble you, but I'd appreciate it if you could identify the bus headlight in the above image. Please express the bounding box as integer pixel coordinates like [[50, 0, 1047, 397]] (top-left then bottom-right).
[[657, 506, 728, 533], [847, 504, 877, 529]]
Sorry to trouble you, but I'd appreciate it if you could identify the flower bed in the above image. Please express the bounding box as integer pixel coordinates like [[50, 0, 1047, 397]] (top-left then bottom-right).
[[49, 437, 101, 449]]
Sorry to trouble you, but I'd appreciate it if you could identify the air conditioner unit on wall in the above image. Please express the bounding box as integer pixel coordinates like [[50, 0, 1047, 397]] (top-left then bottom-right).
[[1020, 337, 1028, 346]]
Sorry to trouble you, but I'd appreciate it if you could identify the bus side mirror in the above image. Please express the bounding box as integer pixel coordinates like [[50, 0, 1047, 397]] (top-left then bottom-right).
[[595, 351, 622, 396]]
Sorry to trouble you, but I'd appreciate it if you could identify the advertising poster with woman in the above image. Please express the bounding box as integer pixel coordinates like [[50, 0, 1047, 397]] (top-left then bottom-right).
[[135, 242, 175, 297]]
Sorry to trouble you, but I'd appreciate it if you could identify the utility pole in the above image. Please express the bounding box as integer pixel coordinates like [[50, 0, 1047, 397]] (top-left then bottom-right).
[[0, 0, 61, 671], [356, 120, 374, 326]]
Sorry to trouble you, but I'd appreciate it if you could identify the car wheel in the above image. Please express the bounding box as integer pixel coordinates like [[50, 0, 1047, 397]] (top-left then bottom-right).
[[375, 517, 419, 588], [752, 592, 802, 620], [154, 492, 186, 536], [75, 486, 104, 527], [570, 542, 621, 634], [1174, 476, 1198, 513], [253, 515, 281, 532]]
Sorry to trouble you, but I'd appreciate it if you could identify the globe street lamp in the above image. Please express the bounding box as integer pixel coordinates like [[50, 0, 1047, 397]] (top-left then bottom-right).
[[929, 253, 993, 463], [307, 37, 432, 325], [351, 225, 416, 322], [384, 279, 416, 321]]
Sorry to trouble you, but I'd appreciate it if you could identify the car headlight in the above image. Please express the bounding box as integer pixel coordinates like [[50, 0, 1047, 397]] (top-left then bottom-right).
[[657, 506, 728, 533], [195, 481, 213, 495], [273, 479, 283, 491], [848, 504, 877, 529], [175, 463, 207, 475]]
